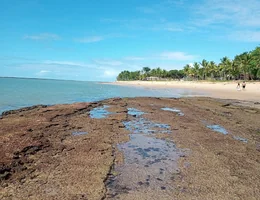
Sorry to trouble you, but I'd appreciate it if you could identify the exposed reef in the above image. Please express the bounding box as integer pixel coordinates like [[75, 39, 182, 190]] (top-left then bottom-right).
[[1, 97, 260, 200]]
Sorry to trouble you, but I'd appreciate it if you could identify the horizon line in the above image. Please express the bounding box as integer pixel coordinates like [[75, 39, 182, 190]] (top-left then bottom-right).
[[0, 76, 115, 83]]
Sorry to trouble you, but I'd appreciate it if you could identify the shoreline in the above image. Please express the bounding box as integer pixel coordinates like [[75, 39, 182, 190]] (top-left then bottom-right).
[[1, 80, 260, 115], [106, 80, 260, 102]]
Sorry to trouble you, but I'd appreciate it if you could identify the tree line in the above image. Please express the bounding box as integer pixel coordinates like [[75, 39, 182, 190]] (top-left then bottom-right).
[[117, 46, 260, 81]]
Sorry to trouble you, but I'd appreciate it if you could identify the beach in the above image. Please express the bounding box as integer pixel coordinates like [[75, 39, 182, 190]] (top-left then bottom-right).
[[2, 0, 260, 199], [110, 81, 260, 102], [1, 97, 260, 200]]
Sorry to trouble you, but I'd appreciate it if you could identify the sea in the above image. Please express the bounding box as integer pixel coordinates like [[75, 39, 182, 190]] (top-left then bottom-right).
[[0, 77, 205, 114]]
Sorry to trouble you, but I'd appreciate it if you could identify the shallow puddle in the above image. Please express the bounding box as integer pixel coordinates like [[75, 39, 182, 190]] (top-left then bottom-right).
[[123, 118, 171, 134], [106, 108, 186, 199], [89, 105, 112, 119], [72, 131, 88, 136], [233, 136, 248, 143], [161, 107, 184, 116], [206, 124, 228, 135], [204, 121, 248, 143], [127, 108, 145, 116]]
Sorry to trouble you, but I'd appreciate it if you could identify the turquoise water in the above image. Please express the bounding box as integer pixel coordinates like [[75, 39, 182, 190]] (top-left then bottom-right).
[[0, 77, 205, 114]]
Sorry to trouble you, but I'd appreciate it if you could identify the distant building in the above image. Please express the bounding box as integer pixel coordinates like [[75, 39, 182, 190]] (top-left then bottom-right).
[[145, 76, 160, 81]]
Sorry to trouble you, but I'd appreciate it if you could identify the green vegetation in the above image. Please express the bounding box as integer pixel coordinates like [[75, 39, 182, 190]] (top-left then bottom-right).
[[117, 46, 260, 81], [116, 67, 185, 81]]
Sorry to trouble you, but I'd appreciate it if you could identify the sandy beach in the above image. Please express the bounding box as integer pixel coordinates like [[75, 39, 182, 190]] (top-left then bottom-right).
[[110, 81, 260, 102]]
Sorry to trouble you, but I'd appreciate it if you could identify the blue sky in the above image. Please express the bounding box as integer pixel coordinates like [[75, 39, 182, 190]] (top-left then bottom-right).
[[1, 0, 260, 81]]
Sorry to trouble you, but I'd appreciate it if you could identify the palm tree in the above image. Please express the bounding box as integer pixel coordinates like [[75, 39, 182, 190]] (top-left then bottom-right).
[[155, 67, 162, 78], [141, 67, 151, 79], [193, 62, 200, 80], [208, 61, 217, 79], [219, 57, 232, 80], [230, 60, 240, 79], [116, 45, 260, 81], [234, 52, 251, 80], [161, 69, 168, 78], [142, 67, 151, 74], [183, 64, 192, 77], [248, 47, 260, 80], [226, 59, 234, 80], [200, 59, 209, 80]]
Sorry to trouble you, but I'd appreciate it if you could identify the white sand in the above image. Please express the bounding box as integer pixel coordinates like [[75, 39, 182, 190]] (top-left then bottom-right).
[[109, 81, 260, 102]]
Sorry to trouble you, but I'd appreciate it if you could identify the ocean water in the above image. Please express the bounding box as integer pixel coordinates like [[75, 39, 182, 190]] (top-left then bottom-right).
[[0, 77, 205, 114]]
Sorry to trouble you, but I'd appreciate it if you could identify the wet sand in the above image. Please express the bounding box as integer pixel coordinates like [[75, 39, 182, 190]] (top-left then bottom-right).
[[0, 97, 260, 199]]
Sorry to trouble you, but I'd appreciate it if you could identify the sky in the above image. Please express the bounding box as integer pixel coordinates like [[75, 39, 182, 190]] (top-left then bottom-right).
[[1, 0, 260, 81]]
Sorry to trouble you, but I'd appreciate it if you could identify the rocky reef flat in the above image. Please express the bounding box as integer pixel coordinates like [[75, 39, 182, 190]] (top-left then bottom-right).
[[0, 97, 260, 200]]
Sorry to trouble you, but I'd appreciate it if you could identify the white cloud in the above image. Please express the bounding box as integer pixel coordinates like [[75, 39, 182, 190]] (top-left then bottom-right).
[[229, 31, 260, 42], [44, 60, 87, 67], [24, 33, 60, 40], [164, 27, 183, 32], [151, 22, 184, 32], [75, 36, 104, 43], [102, 70, 120, 78], [101, 17, 184, 33], [160, 52, 196, 61], [94, 59, 123, 66], [136, 0, 186, 14], [124, 56, 146, 61], [43, 60, 108, 70], [0, 56, 36, 61], [36, 70, 51, 76], [101, 0, 260, 41], [40, 70, 50, 74], [193, 0, 260, 27], [185, 0, 260, 42], [136, 7, 156, 14]]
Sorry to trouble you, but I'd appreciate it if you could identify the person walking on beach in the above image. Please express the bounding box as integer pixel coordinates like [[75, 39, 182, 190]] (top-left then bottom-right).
[[236, 82, 241, 90], [242, 81, 246, 90]]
